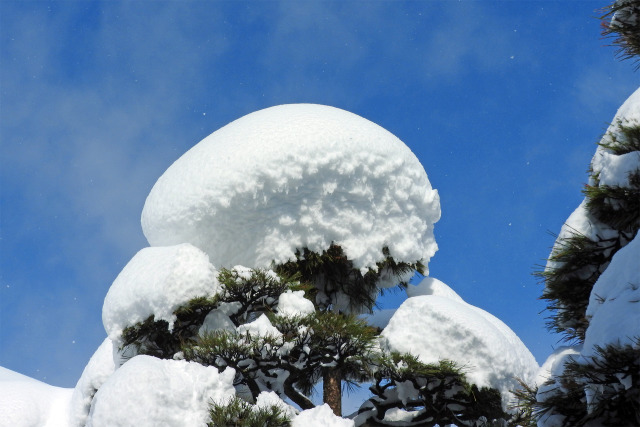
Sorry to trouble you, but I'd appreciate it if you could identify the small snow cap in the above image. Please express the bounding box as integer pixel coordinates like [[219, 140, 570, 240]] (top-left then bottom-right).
[[142, 104, 440, 274]]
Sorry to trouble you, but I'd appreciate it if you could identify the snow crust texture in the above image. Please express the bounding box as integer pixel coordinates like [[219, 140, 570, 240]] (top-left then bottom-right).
[[0, 366, 73, 427], [381, 293, 539, 407], [142, 104, 440, 273], [584, 233, 640, 356], [86, 356, 235, 427], [102, 243, 219, 343]]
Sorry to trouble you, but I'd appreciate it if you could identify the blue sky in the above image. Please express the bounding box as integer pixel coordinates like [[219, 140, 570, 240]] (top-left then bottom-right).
[[1, 0, 637, 392]]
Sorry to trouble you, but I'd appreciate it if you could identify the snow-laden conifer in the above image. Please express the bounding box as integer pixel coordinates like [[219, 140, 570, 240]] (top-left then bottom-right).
[[532, 6, 640, 423]]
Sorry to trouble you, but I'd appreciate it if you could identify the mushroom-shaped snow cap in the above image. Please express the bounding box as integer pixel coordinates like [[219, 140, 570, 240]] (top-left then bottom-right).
[[142, 104, 440, 272]]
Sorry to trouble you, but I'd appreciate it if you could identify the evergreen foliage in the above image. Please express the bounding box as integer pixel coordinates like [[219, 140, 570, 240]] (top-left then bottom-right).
[[598, 119, 640, 155], [509, 380, 538, 427], [537, 120, 640, 341], [208, 396, 291, 427], [275, 244, 421, 312], [534, 340, 640, 426], [537, 229, 628, 340], [121, 267, 299, 360], [356, 353, 507, 426], [534, 5, 640, 423], [601, 0, 640, 68], [120, 260, 512, 426]]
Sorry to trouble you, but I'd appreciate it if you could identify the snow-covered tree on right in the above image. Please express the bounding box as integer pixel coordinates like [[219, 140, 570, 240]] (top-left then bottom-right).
[[533, 2, 640, 425]]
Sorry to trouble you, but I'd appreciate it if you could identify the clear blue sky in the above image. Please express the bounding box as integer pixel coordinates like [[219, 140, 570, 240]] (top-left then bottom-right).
[[1, 1, 637, 388]]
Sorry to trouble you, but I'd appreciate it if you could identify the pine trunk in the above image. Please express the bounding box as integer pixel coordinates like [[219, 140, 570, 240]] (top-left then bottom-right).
[[323, 367, 342, 416]]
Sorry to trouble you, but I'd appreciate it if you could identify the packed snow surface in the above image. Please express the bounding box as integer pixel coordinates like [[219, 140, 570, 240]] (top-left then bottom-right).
[[69, 338, 116, 427], [142, 104, 440, 274], [584, 233, 640, 356], [86, 356, 235, 427], [0, 366, 73, 427], [381, 294, 539, 407], [102, 243, 219, 343], [292, 404, 355, 427], [405, 276, 464, 302]]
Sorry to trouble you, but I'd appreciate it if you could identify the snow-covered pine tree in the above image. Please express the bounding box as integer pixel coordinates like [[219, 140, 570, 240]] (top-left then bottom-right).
[[86, 104, 537, 426], [120, 264, 510, 426], [532, 2, 640, 425]]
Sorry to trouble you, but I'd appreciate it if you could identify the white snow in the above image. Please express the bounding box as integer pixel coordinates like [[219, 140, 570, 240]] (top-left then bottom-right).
[[535, 345, 582, 388], [292, 404, 355, 427], [198, 309, 236, 335], [0, 366, 73, 427], [69, 338, 116, 427], [237, 314, 282, 338], [381, 294, 539, 408], [277, 290, 315, 318], [405, 276, 464, 302], [535, 346, 582, 427], [141, 104, 440, 276], [546, 87, 640, 275], [592, 150, 640, 187], [102, 243, 220, 343], [86, 355, 235, 427], [254, 391, 298, 419], [536, 87, 640, 426], [583, 233, 640, 357]]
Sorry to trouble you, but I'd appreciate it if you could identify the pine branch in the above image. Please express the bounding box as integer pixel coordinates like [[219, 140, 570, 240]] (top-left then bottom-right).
[[600, 0, 640, 68]]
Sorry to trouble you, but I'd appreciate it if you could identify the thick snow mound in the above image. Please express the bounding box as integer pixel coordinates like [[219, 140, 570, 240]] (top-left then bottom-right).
[[86, 356, 235, 427], [0, 366, 73, 427], [102, 243, 219, 343], [292, 404, 355, 427], [142, 104, 440, 273], [277, 290, 315, 318], [381, 295, 539, 407], [69, 338, 116, 427], [584, 233, 640, 357], [405, 276, 464, 302]]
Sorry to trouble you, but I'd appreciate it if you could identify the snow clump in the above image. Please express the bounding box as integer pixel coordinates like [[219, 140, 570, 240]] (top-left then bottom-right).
[[381, 292, 539, 408], [583, 233, 640, 357], [102, 243, 219, 344], [141, 104, 440, 275], [405, 276, 464, 302], [277, 290, 315, 318], [86, 355, 235, 427], [292, 404, 355, 427]]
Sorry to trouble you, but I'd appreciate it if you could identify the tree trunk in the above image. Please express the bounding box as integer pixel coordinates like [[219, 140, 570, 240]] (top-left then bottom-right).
[[323, 366, 342, 416]]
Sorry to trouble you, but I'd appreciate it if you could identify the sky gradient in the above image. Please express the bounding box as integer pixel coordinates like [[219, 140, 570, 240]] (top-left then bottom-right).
[[1, 0, 638, 392]]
